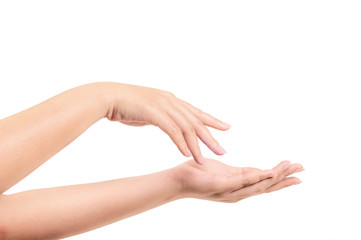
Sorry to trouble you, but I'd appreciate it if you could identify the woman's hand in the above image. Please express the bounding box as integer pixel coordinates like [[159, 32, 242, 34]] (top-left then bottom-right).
[[101, 82, 231, 164], [173, 158, 303, 202]]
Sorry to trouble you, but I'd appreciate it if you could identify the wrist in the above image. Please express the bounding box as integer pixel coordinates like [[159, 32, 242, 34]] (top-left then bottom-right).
[[165, 167, 186, 201], [167, 165, 194, 200], [81, 82, 115, 120]]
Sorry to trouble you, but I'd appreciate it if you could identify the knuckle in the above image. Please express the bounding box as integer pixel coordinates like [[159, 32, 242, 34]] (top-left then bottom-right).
[[194, 121, 207, 132], [182, 125, 195, 135], [168, 125, 181, 136], [195, 119, 204, 126]]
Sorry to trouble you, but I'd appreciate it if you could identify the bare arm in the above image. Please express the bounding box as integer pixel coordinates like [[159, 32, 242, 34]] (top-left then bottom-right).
[[0, 159, 303, 239], [0, 83, 108, 194], [0, 83, 302, 239], [0, 82, 229, 193], [0, 168, 178, 239]]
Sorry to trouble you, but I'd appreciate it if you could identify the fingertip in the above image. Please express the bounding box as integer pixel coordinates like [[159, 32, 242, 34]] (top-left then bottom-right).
[[292, 163, 304, 172], [184, 148, 192, 157], [217, 122, 232, 131], [293, 178, 302, 185], [213, 145, 226, 155], [294, 166, 304, 173], [222, 122, 232, 129], [194, 156, 206, 165], [212, 121, 232, 131]]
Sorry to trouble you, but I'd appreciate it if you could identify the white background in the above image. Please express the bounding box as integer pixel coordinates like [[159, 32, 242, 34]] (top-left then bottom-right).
[[1, 1, 360, 239]]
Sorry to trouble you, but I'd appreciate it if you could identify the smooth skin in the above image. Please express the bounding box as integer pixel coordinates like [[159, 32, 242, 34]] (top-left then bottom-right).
[[0, 82, 303, 239], [0, 82, 229, 194]]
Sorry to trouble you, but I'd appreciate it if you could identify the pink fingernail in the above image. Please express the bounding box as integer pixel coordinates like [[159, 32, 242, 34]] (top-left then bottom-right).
[[215, 145, 226, 155], [294, 167, 304, 173], [185, 149, 192, 157], [198, 156, 206, 165], [222, 122, 232, 128], [294, 179, 302, 185]]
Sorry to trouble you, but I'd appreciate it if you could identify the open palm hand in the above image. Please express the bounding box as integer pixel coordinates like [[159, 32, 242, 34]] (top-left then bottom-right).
[[174, 159, 303, 203]]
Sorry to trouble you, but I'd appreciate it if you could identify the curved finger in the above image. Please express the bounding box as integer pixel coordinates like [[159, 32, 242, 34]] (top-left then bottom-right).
[[196, 125, 226, 155], [229, 177, 273, 199], [229, 161, 302, 198], [265, 163, 303, 190], [228, 161, 292, 198], [172, 102, 227, 156], [183, 130, 205, 164], [269, 160, 292, 180], [273, 162, 303, 182], [181, 100, 231, 130], [283, 163, 304, 177], [264, 177, 301, 193], [155, 113, 191, 157], [223, 169, 275, 192], [186, 117, 226, 156], [165, 106, 205, 164], [273, 160, 291, 172]]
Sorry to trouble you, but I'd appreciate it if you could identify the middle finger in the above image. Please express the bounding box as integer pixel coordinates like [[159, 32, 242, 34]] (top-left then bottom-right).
[[166, 105, 205, 164]]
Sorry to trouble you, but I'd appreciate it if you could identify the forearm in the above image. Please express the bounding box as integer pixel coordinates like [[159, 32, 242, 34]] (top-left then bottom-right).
[[0, 168, 180, 240], [0, 83, 109, 193]]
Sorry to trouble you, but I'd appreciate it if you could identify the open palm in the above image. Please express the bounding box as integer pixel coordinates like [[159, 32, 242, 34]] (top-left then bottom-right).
[[174, 159, 303, 203]]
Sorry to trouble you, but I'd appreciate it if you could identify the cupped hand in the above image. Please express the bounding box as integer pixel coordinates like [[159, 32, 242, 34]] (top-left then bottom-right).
[[102, 82, 231, 164], [173, 158, 303, 202]]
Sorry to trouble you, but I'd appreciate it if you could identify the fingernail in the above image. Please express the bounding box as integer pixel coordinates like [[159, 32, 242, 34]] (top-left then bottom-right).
[[294, 167, 304, 173], [294, 179, 302, 185], [185, 149, 192, 157], [215, 145, 226, 155], [282, 161, 291, 171], [222, 122, 232, 128], [198, 156, 206, 165]]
